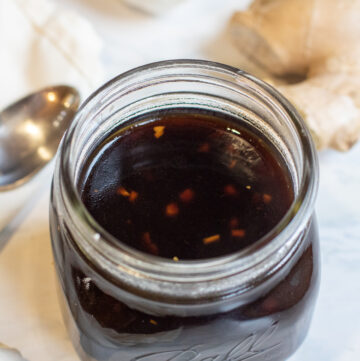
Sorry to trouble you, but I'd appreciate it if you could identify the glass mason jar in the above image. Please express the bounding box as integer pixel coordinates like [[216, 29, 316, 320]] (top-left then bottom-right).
[[50, 60, 319, 361]]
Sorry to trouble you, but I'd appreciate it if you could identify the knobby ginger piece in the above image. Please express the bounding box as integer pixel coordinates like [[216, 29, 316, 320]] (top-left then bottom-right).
[[230, 0, 360, 151]]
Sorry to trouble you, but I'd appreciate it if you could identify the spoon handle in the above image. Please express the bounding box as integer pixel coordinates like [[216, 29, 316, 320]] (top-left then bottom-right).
[[0, 186, 45, 252], [0, 198, 34, 252], [0, 162, 52, 251]]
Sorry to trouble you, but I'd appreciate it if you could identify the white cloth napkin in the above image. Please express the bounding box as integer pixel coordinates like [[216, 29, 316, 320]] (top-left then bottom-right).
[[0, 0, 104, 110], [0, 1, 103, 357]]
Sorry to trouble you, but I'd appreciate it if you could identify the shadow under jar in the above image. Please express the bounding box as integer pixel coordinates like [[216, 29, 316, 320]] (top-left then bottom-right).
[[50, 60, 320, 361]]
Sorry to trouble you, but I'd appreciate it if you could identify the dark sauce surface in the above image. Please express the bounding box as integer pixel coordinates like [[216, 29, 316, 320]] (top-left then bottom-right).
[[80, 110, 294, 260]]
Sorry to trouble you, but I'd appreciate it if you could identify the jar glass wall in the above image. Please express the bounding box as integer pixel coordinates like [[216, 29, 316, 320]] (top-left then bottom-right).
[[50, 60, 319, 361]]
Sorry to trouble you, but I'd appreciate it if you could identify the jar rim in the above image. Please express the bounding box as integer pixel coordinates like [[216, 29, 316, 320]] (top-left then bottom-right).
[[58, 59, 318, 294]]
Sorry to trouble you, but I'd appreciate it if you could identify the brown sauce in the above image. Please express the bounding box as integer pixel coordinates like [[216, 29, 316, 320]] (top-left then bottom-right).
[[80, 109, 294, 260], [50, 108, 319, 361]]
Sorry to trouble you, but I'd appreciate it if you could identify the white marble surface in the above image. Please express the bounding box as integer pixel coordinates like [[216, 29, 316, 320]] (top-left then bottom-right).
[[1, 0, 360, 360]]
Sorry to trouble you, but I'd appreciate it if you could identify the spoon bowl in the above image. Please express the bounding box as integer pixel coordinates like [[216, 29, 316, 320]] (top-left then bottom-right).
[[0, 85, 79, 190]]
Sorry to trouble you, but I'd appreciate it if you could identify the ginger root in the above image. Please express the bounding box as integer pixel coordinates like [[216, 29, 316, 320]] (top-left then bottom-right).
[[230, 0, 360, 151]]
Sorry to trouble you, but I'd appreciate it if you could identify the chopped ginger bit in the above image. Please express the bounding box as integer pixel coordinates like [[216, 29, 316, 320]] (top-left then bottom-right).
[[147, 243, 159, 256], [165, 202, 179, 217], [203, 234, 220, 245], [229, 159, 237, 169], [143, 232, 151, 243], [263, 193, 272, 204], [153, 126, 165, 139], [245, 185, 251, 190], [117, 186, 130, 197], [224, 184, 238, 196], [229, 216, 239, 229], [142, 232, 159, 255], [129, 190, 138, 202], [232, 229, 246, 238], [173, 256, 179, 262], [149, 319, 158, 326], [117, 187, 138, 202], [179, 188, 195, 203], [198, 142, 210, 153]]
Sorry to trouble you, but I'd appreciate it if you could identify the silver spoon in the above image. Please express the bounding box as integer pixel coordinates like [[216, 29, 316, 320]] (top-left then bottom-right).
[[0, 85, 79, 190], [0, 86, 79, 247]]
